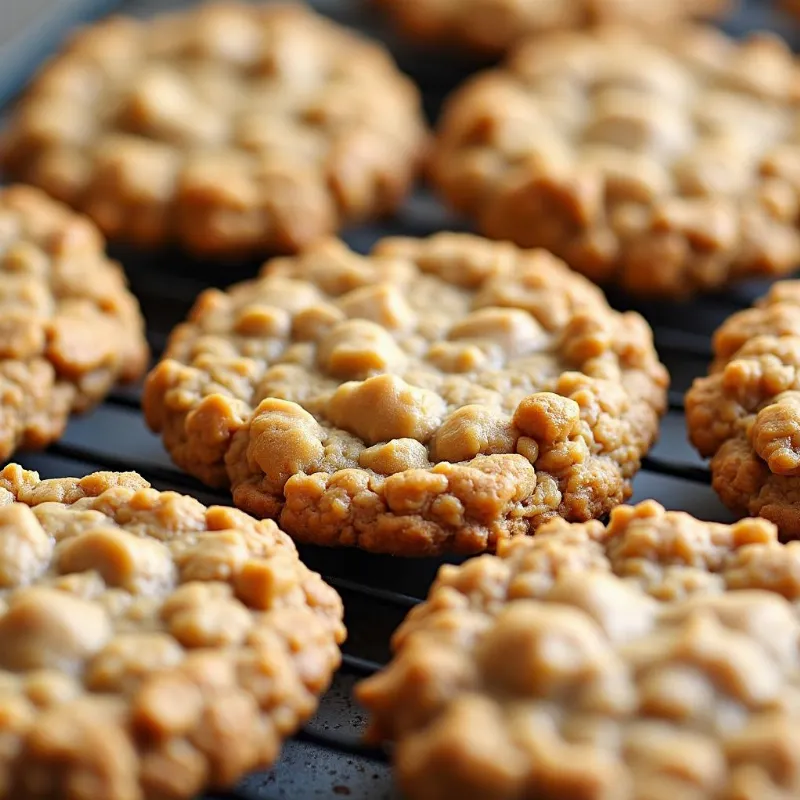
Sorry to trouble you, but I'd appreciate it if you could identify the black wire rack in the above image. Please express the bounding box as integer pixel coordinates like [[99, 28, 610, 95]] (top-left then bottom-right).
[[2, 0, 800, 797]]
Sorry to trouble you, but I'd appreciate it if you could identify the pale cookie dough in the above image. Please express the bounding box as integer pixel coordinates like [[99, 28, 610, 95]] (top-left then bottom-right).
[[431, 26, 800, 297], [377, 0, 728, 56], [687, 281, 800, 537], [0, 185, 147, 461], [0, 3, 426, 257], [143, 233, 668, 556], [358, 500, 800, 800], [0, 463, 345, 800]]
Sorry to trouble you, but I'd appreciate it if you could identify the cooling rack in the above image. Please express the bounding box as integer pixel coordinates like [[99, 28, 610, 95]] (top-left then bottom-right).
[[1, 0, 799, 797]]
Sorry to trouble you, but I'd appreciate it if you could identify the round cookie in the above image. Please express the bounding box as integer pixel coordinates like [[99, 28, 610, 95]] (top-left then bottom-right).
[[0, 3, 426, 257], [143, 233, 668, 556], [0, 463, 345, 800], [357, 500, 800, 800], [0, 185, 147, 461], [686, 281, 800, 536], [377, 0, 728, 56], [431, 26, 800, 297]]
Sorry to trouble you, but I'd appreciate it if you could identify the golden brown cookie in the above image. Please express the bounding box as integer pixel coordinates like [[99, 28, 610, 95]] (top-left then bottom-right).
[[378, 0, 728, 55], [0, 3, 426, 257], [431, 26, 800, 297], [143, 233, 668, 556], [358, 500, 800, 800], [0, 463, 344, 800], [0, 185, 147, 461], [686, 281, 800, 536]]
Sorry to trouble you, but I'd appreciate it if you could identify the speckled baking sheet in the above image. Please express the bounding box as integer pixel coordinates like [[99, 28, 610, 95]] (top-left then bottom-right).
[[1, 0, 799, 797]]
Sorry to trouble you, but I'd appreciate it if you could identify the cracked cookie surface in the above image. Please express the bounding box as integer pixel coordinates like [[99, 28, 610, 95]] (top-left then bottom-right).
[[0, 2, 426, 257], [358, 500, 800, 800], [377, 0, 727, 55], [143, 233, 667, 556], [0, 185, 147, 461], [0, 463, 345, 800], [431, 26, 800, 297], [687, 280, 800, 536]]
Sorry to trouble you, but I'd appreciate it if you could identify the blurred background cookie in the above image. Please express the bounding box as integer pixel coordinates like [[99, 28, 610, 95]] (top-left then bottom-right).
[[143, 233, 668, 556], [0, 2, 427, 258], [431, 26, 800, 297], [781, 0, 800, 19], [0, 185, 147, 462], [375, 0, 729, 56]]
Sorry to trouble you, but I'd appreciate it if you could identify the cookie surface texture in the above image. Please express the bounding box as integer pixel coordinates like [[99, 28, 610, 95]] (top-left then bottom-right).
[[686, 281, 800, 536], [431, 26, 800, 296], [378, 0, 728, 55], [143, 233, 668, 556], [0, 463, 345, 800], [0, 2, 426, 256], [357, 500, 800, 800], [0, 185, 147, 461]]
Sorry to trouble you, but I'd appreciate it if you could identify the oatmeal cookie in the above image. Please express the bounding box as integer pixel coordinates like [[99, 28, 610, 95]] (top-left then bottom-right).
[[0, 463, 345, 800], [431, 26, 800, 297], [143, 233, 668, 556], [377, 0, 728, 56], [0, 3, 426, 257], [0, 185, 147, 461], [358, 500, 800, 800], [686, 281, 800, 536]]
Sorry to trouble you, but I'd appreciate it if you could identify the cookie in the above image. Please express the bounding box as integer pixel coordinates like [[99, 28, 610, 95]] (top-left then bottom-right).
[[0, 463, 345, 800], [782, 0, 800, 19], [431, 26, 800, 297], [377, 0, 728, 55], [685, 281, 800, 536], [143, 233, 668, 556], [357, 500, 800, 800], [0, 185, 147, 461], [0, 3, 426, 257]]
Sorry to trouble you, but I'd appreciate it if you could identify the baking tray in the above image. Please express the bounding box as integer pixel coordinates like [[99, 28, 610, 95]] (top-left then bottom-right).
[[1, 0, 799, 798]]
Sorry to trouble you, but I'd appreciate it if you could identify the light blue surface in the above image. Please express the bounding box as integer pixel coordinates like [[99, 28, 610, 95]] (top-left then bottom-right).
[[0, 0, 118, 106]]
